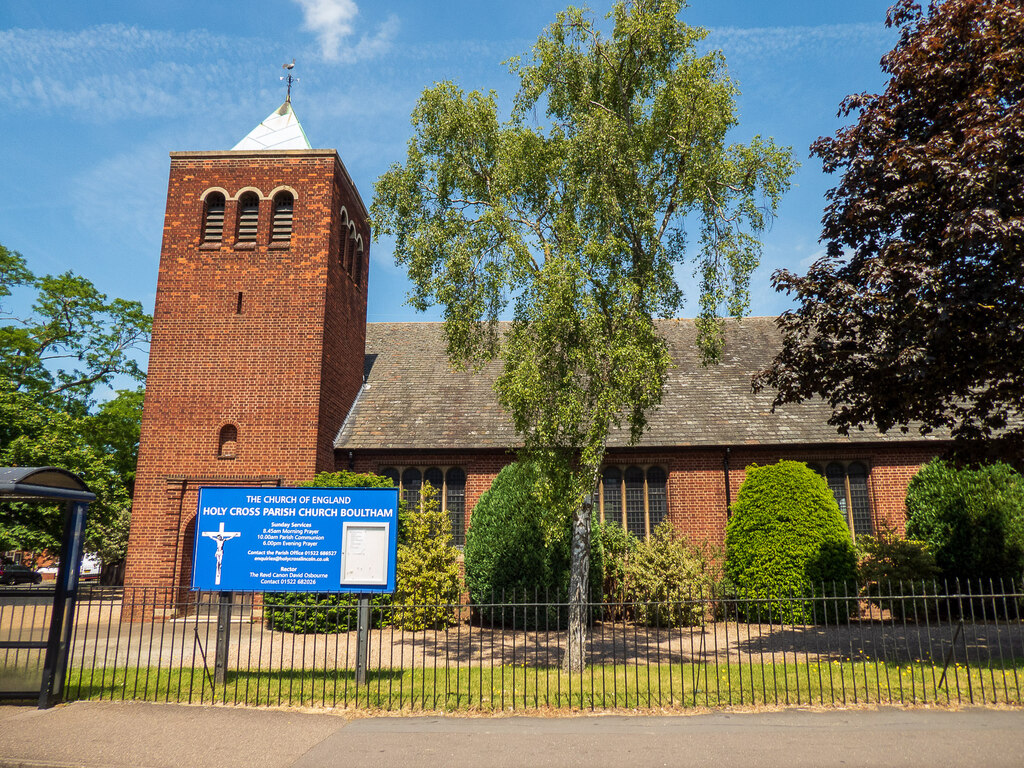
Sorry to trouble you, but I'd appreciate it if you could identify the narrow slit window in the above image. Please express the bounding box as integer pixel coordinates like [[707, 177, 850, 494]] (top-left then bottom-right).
[[236, 192, 260, 242], [203, 193, 225, 242], [235, 292, 243, 314], [271, 192, 294, 242]]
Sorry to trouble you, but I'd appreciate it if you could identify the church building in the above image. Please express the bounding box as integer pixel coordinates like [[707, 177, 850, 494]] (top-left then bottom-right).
[[124, 101, 948, 595]]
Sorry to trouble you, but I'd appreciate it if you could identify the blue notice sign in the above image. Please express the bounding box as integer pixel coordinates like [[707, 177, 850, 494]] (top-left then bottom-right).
[[190, 486, 399, 593]]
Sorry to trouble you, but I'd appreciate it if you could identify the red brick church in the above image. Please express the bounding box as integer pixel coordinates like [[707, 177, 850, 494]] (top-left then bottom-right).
[[124, 101, 948, 593]]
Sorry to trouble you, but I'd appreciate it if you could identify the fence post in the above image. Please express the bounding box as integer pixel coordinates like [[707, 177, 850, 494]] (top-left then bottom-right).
[[214, 591, 232, 686], [356, 596, 370, 685]]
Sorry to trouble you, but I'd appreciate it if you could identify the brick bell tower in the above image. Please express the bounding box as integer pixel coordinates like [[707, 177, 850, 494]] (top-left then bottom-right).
[[125, 98, 370, 599]]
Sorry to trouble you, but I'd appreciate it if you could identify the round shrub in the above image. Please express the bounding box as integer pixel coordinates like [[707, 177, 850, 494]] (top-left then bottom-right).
[[725, 461, 857, 624], [464, 461, 601, 627], [905, 459, 1024, 587]]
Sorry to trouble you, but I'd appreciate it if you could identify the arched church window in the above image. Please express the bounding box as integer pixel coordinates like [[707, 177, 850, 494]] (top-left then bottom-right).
[[647, 466, 667, 529], [381, 465, 469, 545], [236, 192, 260, 242], [203, 193, 225, 242], [218, 424, 238, 458], [271, 192, 294, 242]]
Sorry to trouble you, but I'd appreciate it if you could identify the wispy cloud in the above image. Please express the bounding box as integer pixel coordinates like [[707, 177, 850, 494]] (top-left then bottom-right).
[[0, 24, 259, 119], [291, 0, 398, 64], [704, 23, 896, 63]]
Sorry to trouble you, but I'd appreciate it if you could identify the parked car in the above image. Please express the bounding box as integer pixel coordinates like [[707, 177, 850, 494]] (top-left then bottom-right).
[[0, 560, 42, 585]]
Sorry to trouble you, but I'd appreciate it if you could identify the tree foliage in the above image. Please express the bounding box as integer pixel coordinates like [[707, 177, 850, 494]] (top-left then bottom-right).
[[0, 243, 150, 565], [373, 0, 791, 667], [0, 382, 133, 562], [756, 0, 1024, 462]]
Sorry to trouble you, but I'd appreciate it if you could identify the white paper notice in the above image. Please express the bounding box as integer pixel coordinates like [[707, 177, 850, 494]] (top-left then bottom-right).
[[340, 522, 389, 585]]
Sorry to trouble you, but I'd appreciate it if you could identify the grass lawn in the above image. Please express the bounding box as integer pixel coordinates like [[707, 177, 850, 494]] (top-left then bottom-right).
[[65, 657, 1024, 711]]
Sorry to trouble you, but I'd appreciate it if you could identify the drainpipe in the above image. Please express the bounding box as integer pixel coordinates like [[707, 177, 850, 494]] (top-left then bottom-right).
[[723, 448, 732, 519]]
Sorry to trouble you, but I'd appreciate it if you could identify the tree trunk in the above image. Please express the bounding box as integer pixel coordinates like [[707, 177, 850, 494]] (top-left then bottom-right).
[[562, 498, 592, 673]]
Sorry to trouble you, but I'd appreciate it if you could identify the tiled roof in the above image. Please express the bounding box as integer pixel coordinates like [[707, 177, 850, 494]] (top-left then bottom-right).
[[333, 317, 948, 451]]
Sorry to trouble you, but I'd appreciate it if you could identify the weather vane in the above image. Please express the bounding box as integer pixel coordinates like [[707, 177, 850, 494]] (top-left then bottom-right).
[[281, 58, 298, 102]]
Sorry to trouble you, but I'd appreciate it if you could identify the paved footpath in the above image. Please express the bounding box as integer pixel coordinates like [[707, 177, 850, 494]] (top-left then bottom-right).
[[1, 702, 1022, 768]]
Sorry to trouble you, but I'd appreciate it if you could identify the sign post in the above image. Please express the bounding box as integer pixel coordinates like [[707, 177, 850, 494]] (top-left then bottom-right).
[[190, 486, 399, 685], [356, 597, 371, 684]]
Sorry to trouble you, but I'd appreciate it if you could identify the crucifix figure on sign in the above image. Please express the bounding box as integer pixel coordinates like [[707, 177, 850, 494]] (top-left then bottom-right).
[[202, 522, 241, 586]]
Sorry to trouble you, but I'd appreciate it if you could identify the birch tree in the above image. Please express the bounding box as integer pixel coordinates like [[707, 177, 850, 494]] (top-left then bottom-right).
[[372, 0, 792, 669]]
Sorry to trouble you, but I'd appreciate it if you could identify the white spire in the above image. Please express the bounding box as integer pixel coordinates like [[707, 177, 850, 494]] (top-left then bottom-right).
[[231, 100, 312, 151]]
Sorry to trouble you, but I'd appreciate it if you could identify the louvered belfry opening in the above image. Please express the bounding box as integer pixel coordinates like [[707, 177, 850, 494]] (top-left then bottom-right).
[[272, 192, 294, 242], [203, 193, 225, 242], [236, 192, 260, 241]]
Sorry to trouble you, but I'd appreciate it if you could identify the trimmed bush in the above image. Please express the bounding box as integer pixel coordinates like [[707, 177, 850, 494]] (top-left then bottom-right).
[[623, 522, 718, 627], [905, 459, 1024, 587], [463, 461, 601, 627], [393, 483, 461, 630], [856, 527, 939, 619], [266, 471, 396, 633], [725, 461, 857, 624]]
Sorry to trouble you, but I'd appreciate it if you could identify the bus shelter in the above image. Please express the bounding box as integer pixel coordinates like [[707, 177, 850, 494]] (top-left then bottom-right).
[[0, 467, 94, 708]]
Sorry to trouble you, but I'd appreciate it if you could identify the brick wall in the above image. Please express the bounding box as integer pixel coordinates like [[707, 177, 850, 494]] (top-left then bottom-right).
[[344, 443, 944, 549], [125, 150, 368, 600]]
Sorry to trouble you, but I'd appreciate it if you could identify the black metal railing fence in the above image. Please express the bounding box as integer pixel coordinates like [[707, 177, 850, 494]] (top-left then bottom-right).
[[2, 580, 1023, 711]]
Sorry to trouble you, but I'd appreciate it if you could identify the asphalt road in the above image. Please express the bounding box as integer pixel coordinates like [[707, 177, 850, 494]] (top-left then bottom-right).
[[0, 702, 1022, 768]]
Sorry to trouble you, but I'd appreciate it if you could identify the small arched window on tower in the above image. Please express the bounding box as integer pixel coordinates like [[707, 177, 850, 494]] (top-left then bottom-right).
[[353, 235, 365, 284], [203, 193, 225, 242], [218, 424, 238, 459], [271, 192, 294, 243], [236, 192, 260, 242], [345, 223, 356, 274]]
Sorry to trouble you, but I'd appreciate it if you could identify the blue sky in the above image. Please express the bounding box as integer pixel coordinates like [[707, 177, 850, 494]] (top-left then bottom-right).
[[0, 0, 898, 338]]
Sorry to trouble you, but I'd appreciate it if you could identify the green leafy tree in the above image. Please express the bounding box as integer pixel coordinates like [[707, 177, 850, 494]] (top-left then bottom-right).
[[0, 383, 131, 563], [1, 250, 150, 410], [0, 244, 150, 567], [373, 0, 791, 669], [756, 0, 1024, 464], [465, 461, 602, 629]]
